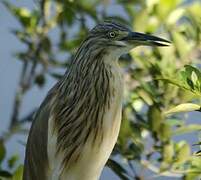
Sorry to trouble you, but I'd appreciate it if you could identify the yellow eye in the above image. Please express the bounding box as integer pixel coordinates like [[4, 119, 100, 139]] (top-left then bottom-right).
[[109, 31, 116, 38]]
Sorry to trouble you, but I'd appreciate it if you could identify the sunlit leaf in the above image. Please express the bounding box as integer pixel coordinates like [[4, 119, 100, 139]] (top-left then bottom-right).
[[155, 0, 182, 20], [12, 165, 23, 180], [3, 1, 38, 31], [167, 7, 185, 25], [187, 1, 201, 19], [157, 77, 189, 91], [173, 125, 201, 135], [136, 88, 153, 106], [132, 99, 143, 112], [175, 142, 191, 164], [133, 9, 149, 32], [166, 118, 184, 127], [163, 141, 174, 163], [164, 103, 201, 115]]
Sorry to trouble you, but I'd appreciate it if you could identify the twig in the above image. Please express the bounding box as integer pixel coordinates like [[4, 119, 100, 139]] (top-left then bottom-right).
[[10, 61, 28, 129], [9, 0, 49, 130]]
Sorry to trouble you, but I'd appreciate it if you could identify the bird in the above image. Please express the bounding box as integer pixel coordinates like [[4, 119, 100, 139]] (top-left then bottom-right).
[[23, 21, 170, 180]]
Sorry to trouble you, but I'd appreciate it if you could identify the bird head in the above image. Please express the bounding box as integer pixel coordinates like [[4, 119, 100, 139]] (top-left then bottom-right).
[[88, 21, 170, 59]]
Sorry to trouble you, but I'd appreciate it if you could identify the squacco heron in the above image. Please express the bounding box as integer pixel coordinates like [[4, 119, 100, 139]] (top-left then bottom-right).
[[23, 21, 170, 180]]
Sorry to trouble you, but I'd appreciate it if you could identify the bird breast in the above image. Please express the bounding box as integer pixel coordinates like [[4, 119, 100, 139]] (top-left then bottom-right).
[[47, 62, 124, 180]]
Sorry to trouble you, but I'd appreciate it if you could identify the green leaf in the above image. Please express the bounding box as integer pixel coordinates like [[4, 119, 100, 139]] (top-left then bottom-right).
[[8, 155, 19, 169], [13, 165, 24, 180], [61, 6, 75, 25], [159, 65, 201, 96], [175, 142, 191, 164], [190, 156, 201, 169], [133, 9, 149, 32], [118, 118, 133, 146], [157, 77, 190, 92], [164, 103, 201, 115], [184, 172, 201, 180], [167, 7, 185, 25], [163, 141, 174, 163], [136, 88, 153, 106], [173, 124, 201, 135], [172, 31, 192, 58], [184, 65, 201, 78], [191, 71, 198, 86], [158, 123, 171, 141], [3, 1, 38, 31], [148, 105, 163, 132], [187, 1, 201, 19], [166, 118, 184, 127], [0, 170, 12, 178], [41, 36, 52, 53], [0, 140, 6, 164], [156, 0, 182, 20], [132, 99, 143, 112], [184, 65, 201, 92]]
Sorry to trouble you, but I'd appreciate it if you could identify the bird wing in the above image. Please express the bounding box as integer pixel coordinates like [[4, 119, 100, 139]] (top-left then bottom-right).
[[23, 86, 57, 180]]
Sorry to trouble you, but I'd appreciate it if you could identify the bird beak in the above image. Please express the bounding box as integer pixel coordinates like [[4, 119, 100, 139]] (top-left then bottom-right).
[[123, 31, 171, 46]]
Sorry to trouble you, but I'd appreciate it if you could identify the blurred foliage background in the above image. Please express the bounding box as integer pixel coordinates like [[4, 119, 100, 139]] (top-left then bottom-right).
[[0, 0, 201, 179]]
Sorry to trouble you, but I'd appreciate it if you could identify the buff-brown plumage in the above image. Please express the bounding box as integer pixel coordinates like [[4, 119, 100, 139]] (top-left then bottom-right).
[[23, 21, 170, 180], [23, 21, 127, 180], [54, 50, 113, 169]]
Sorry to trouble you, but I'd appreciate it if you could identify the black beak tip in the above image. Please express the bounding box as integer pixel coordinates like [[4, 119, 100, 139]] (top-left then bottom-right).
[[151, 40, 171, 47], [145, 34, 171, 46]]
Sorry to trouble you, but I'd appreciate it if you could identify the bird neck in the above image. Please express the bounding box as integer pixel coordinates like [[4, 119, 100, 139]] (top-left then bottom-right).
[[53, 48, 122, 172]]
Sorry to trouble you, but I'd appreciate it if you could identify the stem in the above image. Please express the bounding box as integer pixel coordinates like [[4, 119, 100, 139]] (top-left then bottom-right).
[[10, 61, 28, 129], [9, 0, 48, 129]]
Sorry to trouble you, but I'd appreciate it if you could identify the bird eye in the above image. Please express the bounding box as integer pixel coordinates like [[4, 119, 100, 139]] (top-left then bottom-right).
[[109, 31, 116, 38]]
